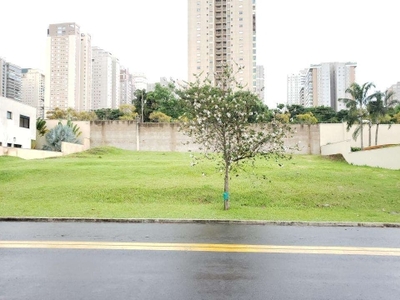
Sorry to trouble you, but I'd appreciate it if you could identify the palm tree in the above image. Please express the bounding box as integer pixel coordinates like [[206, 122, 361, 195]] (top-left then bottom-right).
[[339, 82, 377, 149], [368, 90, 398, 145]]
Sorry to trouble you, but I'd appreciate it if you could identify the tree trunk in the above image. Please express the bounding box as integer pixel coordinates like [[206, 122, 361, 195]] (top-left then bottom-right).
[[224, 162, 230, 210], [375, 123, 379, 146], [360, 117, 364, 150], [368, 122, 372, 147]]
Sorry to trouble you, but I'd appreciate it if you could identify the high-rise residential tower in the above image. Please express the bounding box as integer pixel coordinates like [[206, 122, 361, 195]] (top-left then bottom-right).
[[21, 69, 45, 118], [0, 57, 22, 101], [188, 0, 257, 91], [91, 47, 121, 110], [256, 65, 264, 101], [287, 69, 307, 106], [290, 62, 356, 111], [45, 23, 92, 114]]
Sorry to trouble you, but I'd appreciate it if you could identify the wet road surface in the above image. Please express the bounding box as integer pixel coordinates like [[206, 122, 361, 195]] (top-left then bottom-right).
[[1, 222, 399, 300]]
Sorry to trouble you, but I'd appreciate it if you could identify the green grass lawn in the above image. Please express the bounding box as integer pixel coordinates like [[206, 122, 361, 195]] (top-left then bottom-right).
[[0, 147, 399, 223]]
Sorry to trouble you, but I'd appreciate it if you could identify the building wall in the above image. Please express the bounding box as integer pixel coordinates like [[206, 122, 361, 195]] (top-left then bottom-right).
[[21, 69, 45, 118], [89, 121, 320, 154], [188, 0, 256, 91], [92, 47, 113, 109], [0, 97, 36, 148]]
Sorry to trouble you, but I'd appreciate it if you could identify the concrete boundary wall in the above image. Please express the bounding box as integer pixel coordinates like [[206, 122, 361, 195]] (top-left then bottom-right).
[[89, 122, 321, 154]]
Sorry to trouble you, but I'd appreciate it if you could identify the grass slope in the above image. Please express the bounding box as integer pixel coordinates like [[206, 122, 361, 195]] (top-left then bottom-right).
[[0, 147, 399, 222]]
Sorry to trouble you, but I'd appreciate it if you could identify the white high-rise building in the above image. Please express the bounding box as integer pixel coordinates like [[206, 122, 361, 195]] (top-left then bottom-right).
[[91, 47, 121, 110], [132, 73, 147, 91], [120, 67, 133, 105], [79, 33, 92, 111], [45, 23, 92, 114], [256, 65, 265, 101], [388, 82, 400, 101], [188, 0, 257, 91], [287, 69, 307, 106], [0, 58, 22, 101], [112, 57, 121, 108], [300, 62, 356, 111], [21, 69, 45, 118]]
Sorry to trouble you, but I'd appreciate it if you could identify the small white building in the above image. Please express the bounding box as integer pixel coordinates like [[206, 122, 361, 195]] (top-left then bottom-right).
[[0, 97, 36, 149]]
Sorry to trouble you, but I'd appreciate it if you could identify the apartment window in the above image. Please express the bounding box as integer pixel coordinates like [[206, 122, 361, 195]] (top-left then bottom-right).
[[19, 115, 30, 129], [7, 111, 12, 119]]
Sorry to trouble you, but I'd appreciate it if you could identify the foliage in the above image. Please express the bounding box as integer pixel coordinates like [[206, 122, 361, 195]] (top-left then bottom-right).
[[133, 89, 158, 122], [94, 108, 123, 120], [118, 104, 138, 120], [296, 112, 318, 125], [393, 112, 400, 124], [43, 122, 80, 152], [149, 111, 172, 123], [368, 90, 399, 145], [150, 83, 185, 120], [275, 113, 290, 124], [351, 147, 362, 152], [67, 120, 82, 137], [36, 118, 49, 136], [178, 66, 295, 210], [339, 82, 377, 149], [46, 107, 97, 121]]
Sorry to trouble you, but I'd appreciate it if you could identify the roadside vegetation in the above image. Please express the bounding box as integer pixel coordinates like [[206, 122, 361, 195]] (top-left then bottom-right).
[[0, 147, 399, 223]]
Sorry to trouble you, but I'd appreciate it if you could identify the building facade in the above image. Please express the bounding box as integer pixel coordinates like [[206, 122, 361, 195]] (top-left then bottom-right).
[[91, 47, 121, 110], [287, 69, 307, 106], [120, 67, 133, 105], [188, 0, 257, 91], [0, 58, 22, 101], [45, 23, 92, 115], [290, 62, 356, 111], [0, 97, 36, 149], [21, 69, 45, 118], [255, 65, 264, 101]]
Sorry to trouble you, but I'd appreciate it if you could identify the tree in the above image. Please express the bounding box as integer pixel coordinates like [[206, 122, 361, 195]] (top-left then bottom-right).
[[133, 89, 157, 122], [43, 122, 80, 152], [36, 118, 49, 137], [149, 83, 185, 120], [296, 112, 318, 125], [339, 82, 377, 149], [149, 111, 172, 123], [47, 108, 97, 121], [368, 90, 398, 145], [94, 108, 123, 120], [118, 104, 138, 120], [178, 67, 295, 210]]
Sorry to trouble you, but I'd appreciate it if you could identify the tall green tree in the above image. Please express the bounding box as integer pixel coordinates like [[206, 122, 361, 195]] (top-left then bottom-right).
[[368, 90, 398, 145], [178, 67, 295, 210], [339, 82, 377, 149]]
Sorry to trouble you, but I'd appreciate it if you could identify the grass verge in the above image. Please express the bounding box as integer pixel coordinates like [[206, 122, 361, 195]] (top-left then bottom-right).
[[0, 147, 399, 223]]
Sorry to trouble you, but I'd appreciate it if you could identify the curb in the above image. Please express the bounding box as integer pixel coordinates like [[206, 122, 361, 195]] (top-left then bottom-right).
[[1, 217, 399, 228]]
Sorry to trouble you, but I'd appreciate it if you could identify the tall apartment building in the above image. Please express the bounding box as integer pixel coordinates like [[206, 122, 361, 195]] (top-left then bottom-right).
[[132, 73, 147, 91], [287, 69, 307, 106], [388, 82, 400, 101], [92, 47, 120, 110], [188, 0, 257, 91], [45, 23, 92, 114], [120, 67, 133, 105], [255, 65, 264, 101], [0, 58, 22, 101], [21, 69, 45, 118], [290, 62, 356, 111]]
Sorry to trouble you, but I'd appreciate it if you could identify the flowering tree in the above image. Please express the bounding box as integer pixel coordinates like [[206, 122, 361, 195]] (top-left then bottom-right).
[[179, 67, 295, 210]]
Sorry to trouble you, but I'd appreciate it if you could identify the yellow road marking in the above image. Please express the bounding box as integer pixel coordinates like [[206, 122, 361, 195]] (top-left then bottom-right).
[[1, 241, 400, 256]]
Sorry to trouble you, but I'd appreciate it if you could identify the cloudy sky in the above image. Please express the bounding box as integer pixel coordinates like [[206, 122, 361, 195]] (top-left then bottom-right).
[[1, 0, 399, 108]]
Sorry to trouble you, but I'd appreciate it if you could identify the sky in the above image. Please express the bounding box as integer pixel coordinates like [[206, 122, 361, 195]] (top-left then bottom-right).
[[1, 0, 400, 109]]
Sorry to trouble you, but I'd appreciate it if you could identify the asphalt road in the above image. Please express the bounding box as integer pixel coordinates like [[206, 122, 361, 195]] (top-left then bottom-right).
[[1, 222, 399, 300]]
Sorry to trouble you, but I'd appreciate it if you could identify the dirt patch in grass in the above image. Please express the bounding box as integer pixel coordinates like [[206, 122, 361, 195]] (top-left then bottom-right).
[[364, 144, 399, 151]]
